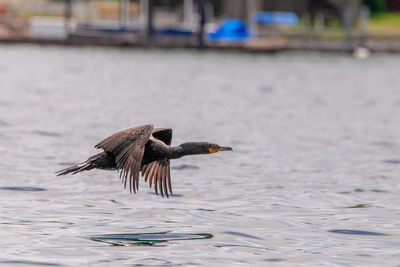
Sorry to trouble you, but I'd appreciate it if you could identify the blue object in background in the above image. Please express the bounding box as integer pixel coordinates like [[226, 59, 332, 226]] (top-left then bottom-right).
[[78, 24, 194, 36], [207, 19, 250, 42], [251, 12, 299, 26], [78, 23, 140, 34], [156, 27, 194, 36]]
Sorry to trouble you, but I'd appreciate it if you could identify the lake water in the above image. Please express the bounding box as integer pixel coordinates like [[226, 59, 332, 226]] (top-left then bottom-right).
[[0, 45, 399, 266]]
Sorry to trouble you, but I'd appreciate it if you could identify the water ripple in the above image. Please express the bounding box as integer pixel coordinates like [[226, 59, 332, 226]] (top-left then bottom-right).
[[224, 231, 263, 240], [0, 260, 61, 266], [328, 230, 390, 236], [0, 186, 47, 192], [383, 159, 400, 164], [32, 130, 62, 138]]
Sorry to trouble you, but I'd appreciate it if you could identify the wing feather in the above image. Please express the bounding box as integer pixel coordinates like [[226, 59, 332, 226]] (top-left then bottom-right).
[[141, 159, 171, 197], [95, 124, 153, 193], [148, 162, 157, 187], [167, 166, 172, 195], [154, 165, 159, 195], [141, 164, 150, 181], [162, 165, 168, 198], [158, 166, 163, 198]]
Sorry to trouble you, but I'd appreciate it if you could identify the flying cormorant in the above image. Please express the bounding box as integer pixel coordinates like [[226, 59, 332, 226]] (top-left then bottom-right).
[[56, 124, 232, 198]]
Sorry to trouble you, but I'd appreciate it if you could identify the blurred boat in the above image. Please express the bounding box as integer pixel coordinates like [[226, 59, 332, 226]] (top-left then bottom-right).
[[207, 19, 250, 42]]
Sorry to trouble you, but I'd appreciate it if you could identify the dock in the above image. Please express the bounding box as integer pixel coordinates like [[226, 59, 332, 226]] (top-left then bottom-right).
[[1, 0, 400, 53]]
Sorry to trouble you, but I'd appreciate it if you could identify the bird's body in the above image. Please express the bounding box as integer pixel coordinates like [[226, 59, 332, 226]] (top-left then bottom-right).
[[56, 125, 232, 197]]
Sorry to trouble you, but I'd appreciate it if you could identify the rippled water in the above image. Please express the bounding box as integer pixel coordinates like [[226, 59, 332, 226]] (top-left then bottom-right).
[[0, 45, 399, 266]]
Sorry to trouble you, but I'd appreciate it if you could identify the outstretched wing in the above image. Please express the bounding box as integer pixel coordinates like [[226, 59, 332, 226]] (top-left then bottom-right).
[[141, 128, 173, 197], [141, 160, 172, 198], [95, 124, 154, 193], [151, 128, 172, 145]]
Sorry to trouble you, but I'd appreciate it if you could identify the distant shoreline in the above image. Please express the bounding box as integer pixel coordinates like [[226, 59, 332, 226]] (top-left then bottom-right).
[[1, 36, 400, 54]]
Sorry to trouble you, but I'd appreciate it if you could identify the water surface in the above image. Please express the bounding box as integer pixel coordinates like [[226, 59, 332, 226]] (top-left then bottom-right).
[[0, 45, 399, 266]]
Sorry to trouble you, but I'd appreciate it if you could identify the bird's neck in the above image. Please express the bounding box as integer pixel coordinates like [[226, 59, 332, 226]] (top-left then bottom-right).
[[169, 143, 207, 159], [168, 146, 185, 159]]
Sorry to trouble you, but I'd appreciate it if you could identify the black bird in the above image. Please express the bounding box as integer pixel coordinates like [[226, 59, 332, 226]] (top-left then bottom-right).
[[56, 124, 232, 198]]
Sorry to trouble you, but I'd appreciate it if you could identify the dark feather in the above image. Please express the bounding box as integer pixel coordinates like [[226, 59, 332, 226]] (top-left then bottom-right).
[[141, 159, 171, 197], [151, 128, 172, 145], [139, 127, 174, 197], [167, 166, 172, 195], [95, 124, 153, 194]]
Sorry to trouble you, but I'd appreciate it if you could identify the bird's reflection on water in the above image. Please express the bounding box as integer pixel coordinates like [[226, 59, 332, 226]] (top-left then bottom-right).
[[171, 164, 199, 170], [89, 232, 213, 246]]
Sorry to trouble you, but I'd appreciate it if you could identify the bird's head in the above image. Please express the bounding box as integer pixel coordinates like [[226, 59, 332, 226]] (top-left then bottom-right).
[[207, 143, 233, 154], [180, 142, 233, 155]]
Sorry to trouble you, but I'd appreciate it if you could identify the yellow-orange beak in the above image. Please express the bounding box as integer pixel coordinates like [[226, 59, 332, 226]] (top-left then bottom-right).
[[208, 148, 218, 153], [209, 146, 233, 153]]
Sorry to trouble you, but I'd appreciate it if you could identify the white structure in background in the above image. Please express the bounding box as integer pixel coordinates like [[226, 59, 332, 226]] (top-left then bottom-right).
[[120, 0, 130, 27], [184, 0, 194, 29], [73, 0, 86, 22], [139, 0, 148, 31], [29, 17, 76, 40], [353, 46, 370, 59]]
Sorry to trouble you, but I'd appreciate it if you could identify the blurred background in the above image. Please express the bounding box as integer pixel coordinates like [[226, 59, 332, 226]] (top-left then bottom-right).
[[0, 0, 399, 52], [1, 1, 400, 267]]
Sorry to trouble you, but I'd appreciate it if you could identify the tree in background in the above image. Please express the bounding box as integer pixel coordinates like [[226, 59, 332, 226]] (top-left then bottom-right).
[[363, 0, 386, 13]]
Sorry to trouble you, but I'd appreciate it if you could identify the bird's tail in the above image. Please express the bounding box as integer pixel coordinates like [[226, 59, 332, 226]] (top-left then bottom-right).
[[56, 161, 94, 176]]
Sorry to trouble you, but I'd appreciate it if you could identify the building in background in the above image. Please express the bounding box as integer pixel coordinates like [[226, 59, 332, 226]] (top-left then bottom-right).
[[0, 0, 399, 52]]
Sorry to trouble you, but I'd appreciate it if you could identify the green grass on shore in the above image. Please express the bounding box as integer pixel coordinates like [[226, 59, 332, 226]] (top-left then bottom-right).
[[285, 12, 400, 39], [368, 12, 400, 36]]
